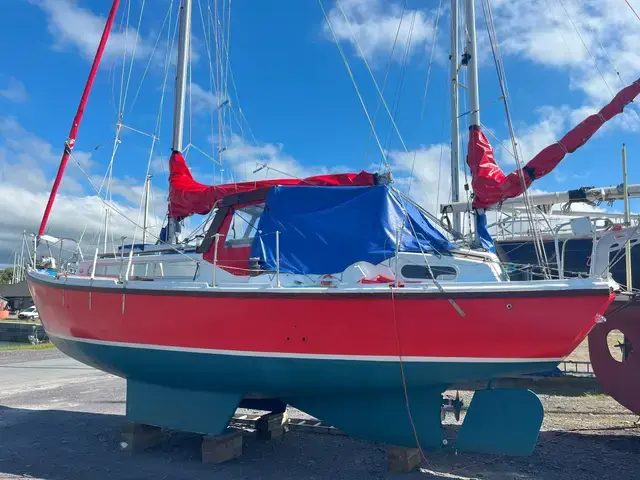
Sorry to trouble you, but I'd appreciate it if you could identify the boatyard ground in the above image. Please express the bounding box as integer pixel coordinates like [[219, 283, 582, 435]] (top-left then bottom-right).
[[0, 348, 638, 480]]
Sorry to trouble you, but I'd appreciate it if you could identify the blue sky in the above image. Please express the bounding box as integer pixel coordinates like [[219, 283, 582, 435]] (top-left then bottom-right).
[[1, 0, 640, 263]]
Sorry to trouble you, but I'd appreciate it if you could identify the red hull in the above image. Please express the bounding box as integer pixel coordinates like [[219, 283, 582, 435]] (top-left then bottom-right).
[[28, 275, 613, 363]]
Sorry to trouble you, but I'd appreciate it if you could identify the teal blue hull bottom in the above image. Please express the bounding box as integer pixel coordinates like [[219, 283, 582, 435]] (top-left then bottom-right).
[[52, 335, 549, 453]]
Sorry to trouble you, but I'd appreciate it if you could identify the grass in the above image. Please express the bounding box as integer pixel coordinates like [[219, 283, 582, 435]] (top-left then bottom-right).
[[582, 390, 608, 398], [0, 318, 42, 324], [0, 342, 55, 351]]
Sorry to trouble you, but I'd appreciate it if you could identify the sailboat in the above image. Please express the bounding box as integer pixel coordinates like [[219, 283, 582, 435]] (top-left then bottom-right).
[[25, 0, 637, 456]]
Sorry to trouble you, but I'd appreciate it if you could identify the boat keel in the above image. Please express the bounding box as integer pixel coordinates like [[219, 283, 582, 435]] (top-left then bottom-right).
[[457, 388, 543, 456], [287, 386, 447, 449], [126, 380, 242, 435]]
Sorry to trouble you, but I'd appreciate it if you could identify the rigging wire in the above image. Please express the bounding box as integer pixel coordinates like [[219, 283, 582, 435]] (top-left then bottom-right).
[[408, 0, 444, 200], [121, 0, 147, 116], [625, 0, 640, 22], [77, 0, 178, 253], [361, 0, 407, 169], [335, 0, 414, 154], [435, 71, 449, 220], [129, 2, 175, 112], [379, 8, 418, 164], [69, 151, 200, 265], [558, 0, 639, 130], [457, 0, 474, 239], [197, 0, 223, 182], [117, 0, 132, 119], [558, 0, 614, 97], [318, 0, 391, 169], [481, 0, 550, 274], [572, 0, 640, 126]]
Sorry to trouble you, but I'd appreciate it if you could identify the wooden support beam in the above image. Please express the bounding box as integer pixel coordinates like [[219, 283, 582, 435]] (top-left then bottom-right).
[[256, 412, 289, 441], [387, 446, 420, 473], [120, 422, 163, 453], [201, 429, 244, 464]]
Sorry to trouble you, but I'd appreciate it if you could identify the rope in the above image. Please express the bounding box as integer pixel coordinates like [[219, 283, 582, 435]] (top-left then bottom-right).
[[390, 289, 438, 471]]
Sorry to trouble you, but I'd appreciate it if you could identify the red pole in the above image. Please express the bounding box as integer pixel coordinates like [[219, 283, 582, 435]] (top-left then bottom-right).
[[38, 0, 121, 236]]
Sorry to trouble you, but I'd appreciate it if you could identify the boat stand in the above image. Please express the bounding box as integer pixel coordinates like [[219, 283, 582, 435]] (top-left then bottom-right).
[[387, 446, 420, 473], [201, 429, 245, 464], [120, 422, 163, 453]]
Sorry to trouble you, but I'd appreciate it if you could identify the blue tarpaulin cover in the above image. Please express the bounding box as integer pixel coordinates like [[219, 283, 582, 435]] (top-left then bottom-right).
[[475, 211, 496, 253], [250, 185, 456, 275]]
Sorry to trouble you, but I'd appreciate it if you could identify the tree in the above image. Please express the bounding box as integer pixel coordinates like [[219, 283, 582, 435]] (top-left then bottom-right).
[[0, 268, 14, 284]]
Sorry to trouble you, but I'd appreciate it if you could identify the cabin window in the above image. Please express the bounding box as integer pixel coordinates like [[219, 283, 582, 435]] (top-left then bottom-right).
[[157, 261, 198, 277], [101, 264, 121, 277], [91, 265, 104, 276], [226, 204, 265, 248], [401, 264, 457, 280], [129, 263, 152, 278]]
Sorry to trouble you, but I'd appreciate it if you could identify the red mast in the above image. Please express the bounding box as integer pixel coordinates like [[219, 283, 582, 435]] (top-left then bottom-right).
[[38, 0, 121, 236]]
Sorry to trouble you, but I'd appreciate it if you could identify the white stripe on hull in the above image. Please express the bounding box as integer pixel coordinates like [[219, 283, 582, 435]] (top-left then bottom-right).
[[50, 333, 562, 364]]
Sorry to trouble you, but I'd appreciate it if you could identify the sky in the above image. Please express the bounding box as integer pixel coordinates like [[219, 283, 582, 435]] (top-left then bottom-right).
[[1, 0, 640, 264]]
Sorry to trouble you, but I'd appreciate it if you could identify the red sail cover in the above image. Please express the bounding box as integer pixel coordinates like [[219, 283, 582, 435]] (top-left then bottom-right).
[[168, 151, 377, 218], [469, 78, 640, 209]]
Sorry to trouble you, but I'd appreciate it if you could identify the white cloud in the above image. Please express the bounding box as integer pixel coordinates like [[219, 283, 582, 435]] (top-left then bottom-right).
[[0, 118, 162, 263], [493, 105, 572, 167], [189, 83, 221, 116], [0, 77, 29, 103], [0, 116, 97, 197], [322, 0, 440, 62], [0, 117, 59, 164], [491, 0, 640, 110], [150, 155, 168, 175], [387, 144, 463, 214], [33, 0, 154, 62], [220, 135, 461, 220], [222, 134, 315, 183]]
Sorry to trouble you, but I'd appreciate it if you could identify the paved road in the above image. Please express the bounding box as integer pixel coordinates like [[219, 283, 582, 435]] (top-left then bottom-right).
[[0, 350, 418, 480], [0, 349, 638, 480]]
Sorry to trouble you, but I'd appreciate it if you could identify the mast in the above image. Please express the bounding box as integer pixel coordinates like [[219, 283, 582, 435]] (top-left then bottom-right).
[[463, 0, 482, 243], [450, 0, 461, 232], [142, 174, 152, 245], [11, 252, 16, 284], [167, 0, 193, 243], [103, 209, 109, 254], [18, 233, 25, 282], [37, 0, 121, 237], [172, 0, 192, 152], [463, 0, 480, 130], [623, 144, 633, 291]]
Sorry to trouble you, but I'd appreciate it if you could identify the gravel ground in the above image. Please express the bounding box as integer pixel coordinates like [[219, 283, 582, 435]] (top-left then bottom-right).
[[0, 348, 638, 480]]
